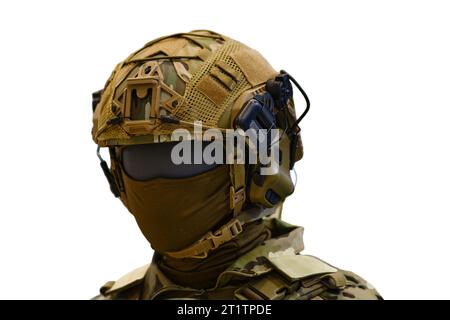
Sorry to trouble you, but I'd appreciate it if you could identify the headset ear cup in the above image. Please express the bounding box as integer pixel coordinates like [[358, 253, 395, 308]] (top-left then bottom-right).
[[238, 73, 303, 208], [247, 135, 295, 208]]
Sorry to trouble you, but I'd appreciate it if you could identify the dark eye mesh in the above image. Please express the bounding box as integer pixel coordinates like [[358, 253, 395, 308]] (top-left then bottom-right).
[[122, 141, 221, 180]]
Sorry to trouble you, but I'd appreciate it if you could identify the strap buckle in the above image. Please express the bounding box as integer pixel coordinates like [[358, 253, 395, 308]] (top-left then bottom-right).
[[207, 218, 243, 250], [165, 218, 243, 259], [230, 186, 245, 209]]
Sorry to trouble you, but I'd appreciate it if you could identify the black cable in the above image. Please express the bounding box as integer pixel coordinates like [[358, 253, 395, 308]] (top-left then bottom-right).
[[280, 70, 311, 133]]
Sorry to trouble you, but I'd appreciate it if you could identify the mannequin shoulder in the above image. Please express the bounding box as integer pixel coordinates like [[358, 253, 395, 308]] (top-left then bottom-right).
[[255, 253, 383, 300], [92, 264, 150, 300], [318, 269, 383, 300]]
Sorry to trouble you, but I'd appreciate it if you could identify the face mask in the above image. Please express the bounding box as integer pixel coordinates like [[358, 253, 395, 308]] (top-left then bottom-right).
[[120, 165, 232, 254]]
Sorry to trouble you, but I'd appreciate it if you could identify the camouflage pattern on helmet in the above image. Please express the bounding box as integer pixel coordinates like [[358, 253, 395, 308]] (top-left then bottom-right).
[[92, 30, 280, 147]]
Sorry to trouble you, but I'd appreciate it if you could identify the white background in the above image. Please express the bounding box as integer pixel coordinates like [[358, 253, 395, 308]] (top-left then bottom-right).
[[0, 0, 449, 300]]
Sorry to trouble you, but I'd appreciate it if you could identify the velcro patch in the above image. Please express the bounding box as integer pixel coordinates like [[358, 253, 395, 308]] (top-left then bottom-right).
[[230, 47, 277, 86], [268, 255, 337, 281], [197, 75, 229, 106]]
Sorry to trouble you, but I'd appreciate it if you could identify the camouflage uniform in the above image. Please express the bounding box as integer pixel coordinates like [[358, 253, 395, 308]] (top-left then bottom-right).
[[94, 218, 381, 300]]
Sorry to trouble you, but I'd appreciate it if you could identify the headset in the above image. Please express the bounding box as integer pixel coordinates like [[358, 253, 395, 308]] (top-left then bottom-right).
[[233, 71, 310, 208]]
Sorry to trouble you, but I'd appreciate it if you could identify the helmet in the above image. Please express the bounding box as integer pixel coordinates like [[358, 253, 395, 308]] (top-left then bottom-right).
[[91, 30, 309, 258]]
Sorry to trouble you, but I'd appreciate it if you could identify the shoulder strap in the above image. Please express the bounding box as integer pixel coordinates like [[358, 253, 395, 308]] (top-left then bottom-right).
[[229, 163, 246, 216]]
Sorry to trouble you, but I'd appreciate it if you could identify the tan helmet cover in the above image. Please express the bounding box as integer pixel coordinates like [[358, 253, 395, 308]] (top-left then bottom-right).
[[91, 30, 294, 146]]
